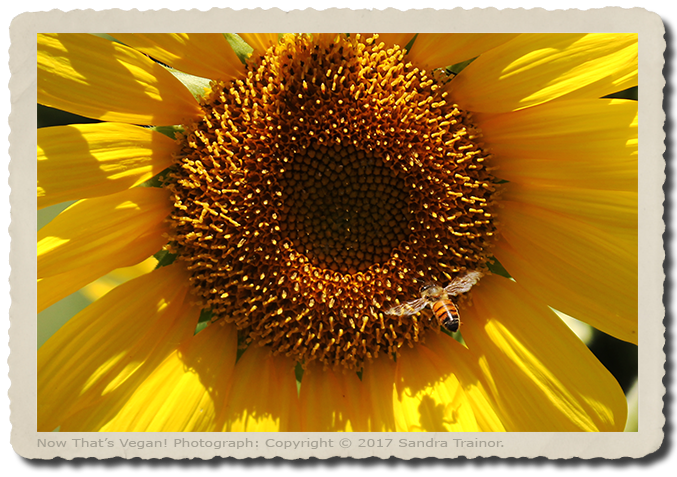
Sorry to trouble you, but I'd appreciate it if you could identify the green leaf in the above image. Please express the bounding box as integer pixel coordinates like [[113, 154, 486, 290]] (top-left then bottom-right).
[[165, 67, 212, 101], [446, 57, 476, 76], [440, 326, 467, 345], [38, 104, 100, 129], [139, 166, 174, 188], [486, 256, 512, 279], [603, 86, 638, 101], [403, 33, 418, 53], [150, 125, 184, 140], [223, 33, 254, 65], [295, 362, 305, 383], [153, 249, 177, 269], [194, 309, 213, 335]]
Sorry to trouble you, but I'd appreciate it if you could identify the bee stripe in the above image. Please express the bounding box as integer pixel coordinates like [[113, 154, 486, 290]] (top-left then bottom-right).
[[432, 299, 459, 320], [432, 299, 461, 332]]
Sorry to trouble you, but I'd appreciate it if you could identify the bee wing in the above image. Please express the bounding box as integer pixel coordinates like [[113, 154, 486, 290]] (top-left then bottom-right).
[[445, 270, 483, 296], [384, 297, 428, 316]]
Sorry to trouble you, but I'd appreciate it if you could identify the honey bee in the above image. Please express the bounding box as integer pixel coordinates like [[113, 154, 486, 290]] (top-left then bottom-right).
[[384, 271, 483, 332]]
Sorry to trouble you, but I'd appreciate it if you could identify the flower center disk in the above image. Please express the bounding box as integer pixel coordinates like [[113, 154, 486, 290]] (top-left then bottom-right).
[[168, 34, 498, 369]]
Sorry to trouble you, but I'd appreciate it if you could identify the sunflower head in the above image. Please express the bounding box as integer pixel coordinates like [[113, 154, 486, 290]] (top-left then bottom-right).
[[38, 31, 638, 435], [167, 33, 498, 369]]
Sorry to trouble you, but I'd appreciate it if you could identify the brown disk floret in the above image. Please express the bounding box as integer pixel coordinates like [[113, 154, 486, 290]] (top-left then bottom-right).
[[167, 33, 498, 369]]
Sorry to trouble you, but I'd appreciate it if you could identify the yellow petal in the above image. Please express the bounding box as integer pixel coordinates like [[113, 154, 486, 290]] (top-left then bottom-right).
[[38, 33, 201, 125], [416, 332, 507, 431], [221, 346, 301, 431], [478, 98, 637, 191], [449, 34, 638, 113], [557, 67, 638, 103], [112, 34, 244, 81], [238, 33, 279, 55], [360, 355, 398, 431], [38, 123, 178, 209], [38, 268, 95, 313], [38, 187, 171, 280], [38, 257, 157, 313], [503, 183, 637, 238], [38, 264, 199, 431], [80, 256, 159, 302], [37, 229, 163, 313], [480, 98, 637, 329], [392, 333, 505, 432], [299, 364, 367, 431], [462, 275, 628, 431], [96, 322, 237, 432], [407, 33, 519, 71], [496, 198, 638, 344]]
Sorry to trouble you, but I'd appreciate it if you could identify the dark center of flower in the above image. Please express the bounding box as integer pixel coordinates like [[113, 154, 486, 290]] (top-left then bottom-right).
[[167, 33, 498, 369], [279, 146, 410, 273]]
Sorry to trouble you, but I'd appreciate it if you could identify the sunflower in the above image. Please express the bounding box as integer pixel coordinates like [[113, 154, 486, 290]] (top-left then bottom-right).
[[37, 33, 637, 432]]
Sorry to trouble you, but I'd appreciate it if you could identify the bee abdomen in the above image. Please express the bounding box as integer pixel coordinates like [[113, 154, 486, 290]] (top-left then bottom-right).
[[432, 299, 460, 332]]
